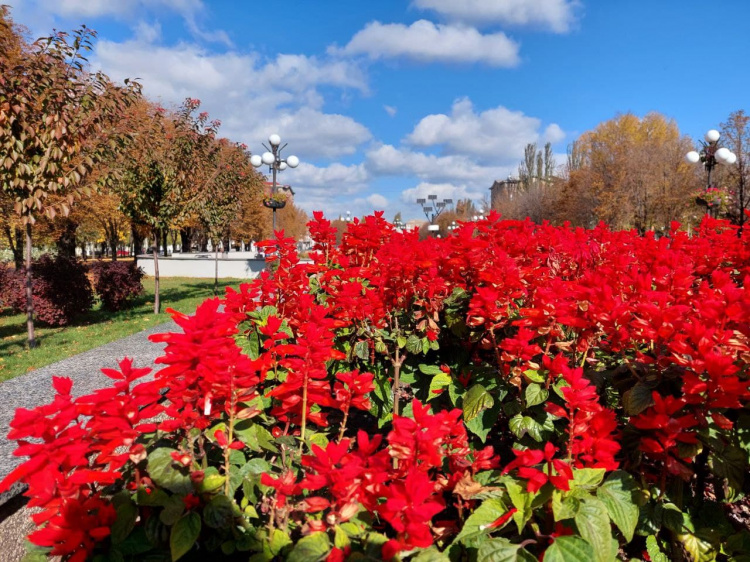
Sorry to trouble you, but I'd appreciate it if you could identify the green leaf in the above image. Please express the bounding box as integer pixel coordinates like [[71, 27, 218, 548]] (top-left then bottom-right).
[[551, 490, 581, 521], [709, 443, 748, 502], [525, 383, 548, 408], [406, 334, 422, 354], [160, 495, 186, 526], [287, 532, 331, 562], [463, 384, 494, 422], [596, 470, 638, 542], [411, 546, 451, 561], [234, 421, 279, 453], [419, 364, 445, 376], [334, 526, 350, 550], [170, 512, 201, 561], [269, 529, 292, 555], [622, 382, 654, 415], [428, 373, 452, 401], [645, 535, 668, 562], [136, 487, 169, 507], [198, 466, 226, 494], [523, 369, 545, 384], [477, 539, 537, 562], [111, 497, 138, 544], [504, 478, 534, 533], [543, 536, 595, 562], [464, 402, 501, 442], [509, 414, 548, 442], [455, 498, 511, 545], [147, 448, 193, 495], [574, 497, 616, 562], [203, 495, 234, 529], [397, 336, 407, 349], [354, 340, 369, 361], [571, 468, 606, 492]]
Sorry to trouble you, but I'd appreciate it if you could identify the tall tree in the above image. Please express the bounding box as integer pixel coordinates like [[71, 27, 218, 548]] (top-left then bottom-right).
[[720, 110, 750, 234], [558, 113, 698, 231], [116, 98, 220, 313], [0, 11, 139, 346]]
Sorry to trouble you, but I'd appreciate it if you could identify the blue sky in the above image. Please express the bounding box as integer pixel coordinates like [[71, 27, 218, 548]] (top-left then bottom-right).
[[9, 1, 750, 221]]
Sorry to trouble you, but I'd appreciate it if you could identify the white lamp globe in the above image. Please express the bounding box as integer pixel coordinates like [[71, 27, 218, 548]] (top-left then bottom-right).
[[686, 151, 701, 164], [261, 151, 275, 165], [278, 162, 288, 171], [286, 155, 299, 168], [705, 129, 721, 143], [250, 154, 262, 167], [715, 147, 731, 163], [268, 134, 281, 147], [727, 152, 738, 165]]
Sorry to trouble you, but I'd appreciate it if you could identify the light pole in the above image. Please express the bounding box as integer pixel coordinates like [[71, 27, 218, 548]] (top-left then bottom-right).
[[416, 194, 452, 236], [250, 134, 299, 231], [447, 220, 458, 234], [686, 129, 736, 218]]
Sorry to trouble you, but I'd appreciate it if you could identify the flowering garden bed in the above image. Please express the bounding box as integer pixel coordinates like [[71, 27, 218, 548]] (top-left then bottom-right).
[[3, 213, 750, 561]]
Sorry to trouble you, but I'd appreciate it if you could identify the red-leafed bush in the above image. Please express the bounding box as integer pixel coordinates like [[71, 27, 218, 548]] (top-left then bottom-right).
[[6, 254, 93, 326], [3, 214, 750, 562], [89, 260, 144, 311]]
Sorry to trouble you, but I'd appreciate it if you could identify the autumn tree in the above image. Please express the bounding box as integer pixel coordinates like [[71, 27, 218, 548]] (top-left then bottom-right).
[[0, 11, 139, 346], [116, 98, 219, 313], [720, 110, 750, 233], [558, 113, 699, 231]]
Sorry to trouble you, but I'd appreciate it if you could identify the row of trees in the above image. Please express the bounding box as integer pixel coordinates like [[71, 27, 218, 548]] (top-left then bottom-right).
[[495, 111, 750, 232], [0, 8, 308, 347]]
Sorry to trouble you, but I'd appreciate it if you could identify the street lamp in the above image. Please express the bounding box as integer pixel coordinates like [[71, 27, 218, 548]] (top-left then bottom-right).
[[447, 220, 458, 233], [686, 129, 736, 218], [250, 133, 299, 231], [416, 194, 453, 223], [341, 210, 353, 223]]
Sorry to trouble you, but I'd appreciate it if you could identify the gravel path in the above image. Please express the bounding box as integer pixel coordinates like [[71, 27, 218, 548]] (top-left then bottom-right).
[[0, 320, 177, 502]]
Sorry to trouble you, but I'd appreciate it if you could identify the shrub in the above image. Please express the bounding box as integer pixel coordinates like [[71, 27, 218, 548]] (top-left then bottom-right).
[[90, 260, 144, 311], [6, 254, 94, 326], [2, 214, 750, 561]]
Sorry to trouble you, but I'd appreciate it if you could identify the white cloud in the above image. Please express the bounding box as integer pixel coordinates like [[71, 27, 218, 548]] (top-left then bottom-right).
[[405, 97, 565, 163], [366, 193, 389, 209], [412, 0, 581, 33], [286, 162, 371, 215], [384, 105, 398, 117], [365, 144, 511, 185], [335, 20, 520, 67], [92, 37, 371, 159]]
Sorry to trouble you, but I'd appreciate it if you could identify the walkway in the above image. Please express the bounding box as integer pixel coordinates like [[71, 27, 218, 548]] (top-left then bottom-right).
[[0, 320, 178, 560]]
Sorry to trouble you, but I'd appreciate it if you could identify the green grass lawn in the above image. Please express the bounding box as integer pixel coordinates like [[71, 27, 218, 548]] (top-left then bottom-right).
[[0, 276, 244, 382]]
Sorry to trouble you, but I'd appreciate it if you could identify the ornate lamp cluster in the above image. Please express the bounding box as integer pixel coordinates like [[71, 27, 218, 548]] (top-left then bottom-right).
[[250, 134, 299, 230], [686, 129, 736, 189]]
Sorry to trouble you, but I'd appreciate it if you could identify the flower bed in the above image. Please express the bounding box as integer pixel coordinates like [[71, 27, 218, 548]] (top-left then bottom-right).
[[3, 213, 750, 561]]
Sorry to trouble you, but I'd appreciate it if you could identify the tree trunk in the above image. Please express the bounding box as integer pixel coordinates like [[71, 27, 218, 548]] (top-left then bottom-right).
[[132, 222, 144, 265], [180, 228, 192, 253], [3, 225, 23, 269], [214, 239, 219, 296], [25, 222, 36, 348], [55, 217, 77, 258], [161, 230, 169, 257], [153, 229, 160, 315]]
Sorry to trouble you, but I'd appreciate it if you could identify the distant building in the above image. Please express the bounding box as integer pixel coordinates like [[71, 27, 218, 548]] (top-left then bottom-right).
[[490, 176, 522, 209], [264, 181, 295, 202]]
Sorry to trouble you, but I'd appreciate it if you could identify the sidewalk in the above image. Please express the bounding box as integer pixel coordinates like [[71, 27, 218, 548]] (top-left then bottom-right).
[[0, 320, 177, 560]]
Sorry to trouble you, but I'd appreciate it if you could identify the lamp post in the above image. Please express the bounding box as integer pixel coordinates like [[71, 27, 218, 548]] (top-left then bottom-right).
[[447, 220, 458, 234], [686, 129, 736, 218], [416, 194, 452, 236], [250, 134, 299, 231]]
